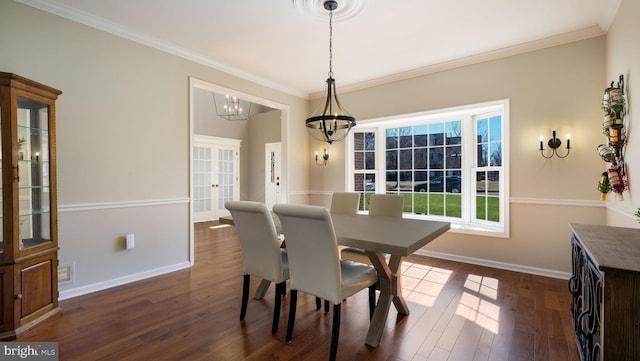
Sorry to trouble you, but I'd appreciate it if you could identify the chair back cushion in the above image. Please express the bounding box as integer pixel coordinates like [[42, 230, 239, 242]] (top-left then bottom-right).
[[272, 204, 343, 303], [225, 201, 287, 283], [330, 192, 360, 214], [369, 194, 404, 218]]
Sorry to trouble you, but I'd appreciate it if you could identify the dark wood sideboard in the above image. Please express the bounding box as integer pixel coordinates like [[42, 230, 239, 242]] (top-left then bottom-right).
[[569, 223, 640, 361]]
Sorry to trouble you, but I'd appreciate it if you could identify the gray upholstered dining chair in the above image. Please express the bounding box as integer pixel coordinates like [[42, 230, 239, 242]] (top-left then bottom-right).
[[340, 193, 404, 265], [272, 204, 377, 361], [329, 192, 361, 214], [224, 201, 289, 335]]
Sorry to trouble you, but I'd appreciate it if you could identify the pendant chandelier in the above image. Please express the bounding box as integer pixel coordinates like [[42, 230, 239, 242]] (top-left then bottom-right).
[[213, 93, 251, 121], [305, 0, 356, 144]]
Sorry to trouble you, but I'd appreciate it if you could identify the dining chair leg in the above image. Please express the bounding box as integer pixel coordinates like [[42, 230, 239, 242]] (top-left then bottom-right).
[[329, 303, 341, 361], [272, 282, 284, 334], [285, 290, 298, 343], [368, 284, 376, 321], [240, 274, 250, 320], [316, 297, 321, 310], [324, 300, 330, 313]]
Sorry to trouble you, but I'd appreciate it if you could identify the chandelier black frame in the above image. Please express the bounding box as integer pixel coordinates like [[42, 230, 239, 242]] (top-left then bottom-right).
[[305, 0, 356, 144]]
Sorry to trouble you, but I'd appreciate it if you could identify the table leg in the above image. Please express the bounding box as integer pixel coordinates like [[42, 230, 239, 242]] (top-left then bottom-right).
[[389, 254, 409, 314], [254, 279, 271, 300], [364, 252, 408, 347]]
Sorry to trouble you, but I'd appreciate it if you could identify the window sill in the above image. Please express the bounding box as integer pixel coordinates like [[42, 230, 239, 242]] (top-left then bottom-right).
[[403, 213, 508, 238]]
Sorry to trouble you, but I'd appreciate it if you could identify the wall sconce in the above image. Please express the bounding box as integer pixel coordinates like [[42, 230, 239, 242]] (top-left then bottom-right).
[[315, 148, 329, 166], [539, 130, 570, 158]]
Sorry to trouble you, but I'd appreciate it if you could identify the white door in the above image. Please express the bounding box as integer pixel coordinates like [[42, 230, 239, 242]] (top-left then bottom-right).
[[193, 135, 240, 222], [265, 142, 282, 209]]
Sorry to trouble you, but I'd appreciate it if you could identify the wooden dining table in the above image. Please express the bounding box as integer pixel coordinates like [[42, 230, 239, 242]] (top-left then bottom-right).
[[219, 211, 450, 348]]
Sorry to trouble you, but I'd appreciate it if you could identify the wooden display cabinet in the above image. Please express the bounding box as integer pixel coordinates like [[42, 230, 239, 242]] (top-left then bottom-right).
[[0, 72, 61, 340]]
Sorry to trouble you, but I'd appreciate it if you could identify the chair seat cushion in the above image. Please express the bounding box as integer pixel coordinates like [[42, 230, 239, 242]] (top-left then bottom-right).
[[339, 261, 377, 300], [341, 247, 390, 266]]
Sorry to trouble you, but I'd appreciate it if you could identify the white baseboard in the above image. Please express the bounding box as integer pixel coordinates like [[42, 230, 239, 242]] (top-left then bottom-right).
[[413, 250, 571, 280], [59, 261, 192, 300]]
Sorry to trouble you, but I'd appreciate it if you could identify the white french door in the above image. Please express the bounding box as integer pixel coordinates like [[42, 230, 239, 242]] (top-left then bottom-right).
[[193, 135, 240, 222]]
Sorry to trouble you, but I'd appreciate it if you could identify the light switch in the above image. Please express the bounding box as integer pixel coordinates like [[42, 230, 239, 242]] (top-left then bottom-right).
[[126, 233, 135, 249]]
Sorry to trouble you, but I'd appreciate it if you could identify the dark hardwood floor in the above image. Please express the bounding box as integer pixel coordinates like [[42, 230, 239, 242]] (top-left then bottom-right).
[[19, 221, 580, 361]]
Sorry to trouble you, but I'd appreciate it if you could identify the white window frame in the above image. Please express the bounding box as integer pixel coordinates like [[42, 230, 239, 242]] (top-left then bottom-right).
[[346, 99, 510, 238]]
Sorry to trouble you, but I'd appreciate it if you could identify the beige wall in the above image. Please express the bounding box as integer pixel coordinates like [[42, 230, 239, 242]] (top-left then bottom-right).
[[310, 36, 609, 276], [1, 0, 636, 297], [605, 0, 640, 228], [0, 1, 308, 297], [247, 109, 281, 202]]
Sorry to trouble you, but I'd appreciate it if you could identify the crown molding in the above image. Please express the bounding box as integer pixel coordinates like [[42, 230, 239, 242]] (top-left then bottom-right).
[[15, 0, 308, 99], [313, 26, 606, 99], [16, 0, 610, 101]]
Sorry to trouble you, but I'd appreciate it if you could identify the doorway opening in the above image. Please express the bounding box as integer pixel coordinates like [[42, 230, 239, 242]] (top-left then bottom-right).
[[188, 77, 290, 264]]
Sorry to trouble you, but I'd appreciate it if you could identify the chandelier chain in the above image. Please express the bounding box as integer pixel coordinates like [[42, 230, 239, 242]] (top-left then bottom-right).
[[328, 8, 333, 78]]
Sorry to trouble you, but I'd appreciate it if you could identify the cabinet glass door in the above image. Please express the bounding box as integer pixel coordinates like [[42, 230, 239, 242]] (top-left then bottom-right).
[[17, 97, 51, 250]]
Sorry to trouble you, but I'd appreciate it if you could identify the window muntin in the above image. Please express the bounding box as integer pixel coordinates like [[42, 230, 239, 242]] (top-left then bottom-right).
[[348, 101, 508, 236]]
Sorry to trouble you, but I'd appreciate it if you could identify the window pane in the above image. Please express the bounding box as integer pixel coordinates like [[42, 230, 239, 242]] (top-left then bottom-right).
[[399, 171, 411, 191], [444, 175, 462, 193], [386, 128, 398, 149], [477, 118, 488, 143], [365, 132, 376, 150], [429, 171, 444, 192], [429, 123, 444, 146], [446, 121, 462, 145], [365, 174, 375, 192], [445, 194, 462, 217], [487, 195, 500, 222], [490, 141, 502, 166], [430, 193, 445, 215], [354, 132, 364, 151], [489, 115, 502, 141], [354, 151, 364, 170], [386, 150, 398, 170], [399, 127, 413, 148], [399, 149, 412, 169], [476, 195, 487, 220], [414, 125, 428, 146], [477, 144, 488, 167], [429, 147, 444, 169], [414, 193, 428, 214], [354, 173, 364, 192], [476, 171, 487, 194], [365, 152, 376, 170], [414, 148, 427, 169], [414, 171, 427, 182], [446, 146, 461, 168], [386, 171, 398, 191], [487, 171, 500, 195]]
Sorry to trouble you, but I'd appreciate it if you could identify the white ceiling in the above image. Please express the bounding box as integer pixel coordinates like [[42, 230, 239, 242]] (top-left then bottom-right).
[[18, 0, 621, 98]]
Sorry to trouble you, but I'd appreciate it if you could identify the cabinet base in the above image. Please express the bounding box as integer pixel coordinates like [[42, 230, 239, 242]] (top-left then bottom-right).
[[0, 307, 62, 341]]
